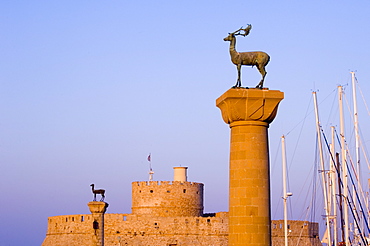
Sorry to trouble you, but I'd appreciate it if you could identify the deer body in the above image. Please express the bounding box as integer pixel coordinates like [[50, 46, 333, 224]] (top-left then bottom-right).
[[224, 25, 270, 88], [90, 184, 105, 201]]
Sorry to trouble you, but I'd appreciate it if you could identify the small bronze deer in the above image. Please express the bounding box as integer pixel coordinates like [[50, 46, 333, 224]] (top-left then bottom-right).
[[224, 25, 270, 88], [90, 184, 105, 201]]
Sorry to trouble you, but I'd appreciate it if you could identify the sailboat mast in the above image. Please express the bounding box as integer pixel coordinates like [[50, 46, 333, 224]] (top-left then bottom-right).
[[281, 135, 289, 246], [351, 71, 362, 243], [338, 85, 350, 246], [351, 71, 360, 180], [313, 91, 332, 246], [330, 126, 338, 246]]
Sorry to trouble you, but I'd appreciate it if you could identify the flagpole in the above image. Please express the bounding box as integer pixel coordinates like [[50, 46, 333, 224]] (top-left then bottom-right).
[[148, 153, 154, 181]]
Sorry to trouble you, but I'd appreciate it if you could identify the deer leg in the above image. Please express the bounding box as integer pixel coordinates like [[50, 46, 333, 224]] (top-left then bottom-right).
[[234, 64, 242, 87], [256, 65, 267, 89]]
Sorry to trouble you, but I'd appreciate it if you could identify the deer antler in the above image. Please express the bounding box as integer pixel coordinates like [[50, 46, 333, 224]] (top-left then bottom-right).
[[231, 24, 252, 37]]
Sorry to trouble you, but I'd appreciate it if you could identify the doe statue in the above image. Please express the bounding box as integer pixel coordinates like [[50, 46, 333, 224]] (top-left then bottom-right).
[[90, 184, 105, 201], [224, 24, 270, 88]]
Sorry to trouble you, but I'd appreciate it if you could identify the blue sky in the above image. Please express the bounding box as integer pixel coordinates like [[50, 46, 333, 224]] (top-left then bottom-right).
[[2, 1, 370, 245]]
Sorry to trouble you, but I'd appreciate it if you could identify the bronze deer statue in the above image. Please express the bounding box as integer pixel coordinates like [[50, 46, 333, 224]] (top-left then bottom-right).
[[224, 25, 270, 88], [90, 184, 105, 201]]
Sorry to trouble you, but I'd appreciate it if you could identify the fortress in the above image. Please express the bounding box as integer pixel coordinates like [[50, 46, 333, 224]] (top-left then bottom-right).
[[41, 88, 325, 246], [41, 167, 322, 246]]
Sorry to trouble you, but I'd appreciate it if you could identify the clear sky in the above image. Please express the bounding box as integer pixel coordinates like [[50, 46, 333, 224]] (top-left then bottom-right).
[[2, 1, 370, 245]]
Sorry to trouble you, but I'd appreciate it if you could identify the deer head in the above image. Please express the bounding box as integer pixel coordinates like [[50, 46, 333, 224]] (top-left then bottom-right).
[[223, 24, 252, 41]]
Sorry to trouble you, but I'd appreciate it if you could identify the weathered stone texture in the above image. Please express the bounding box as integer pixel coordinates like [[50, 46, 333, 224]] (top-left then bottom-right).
[[132, 181, 204, 217], [271, 220, 322, 246], [216, 88, 284, 246], [42, 212, 228, 246], [42, 213, 321, 246]]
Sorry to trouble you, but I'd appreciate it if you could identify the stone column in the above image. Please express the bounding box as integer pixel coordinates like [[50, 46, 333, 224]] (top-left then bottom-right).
[[88, 201, 109, 246], [216, 88, 284, 246]]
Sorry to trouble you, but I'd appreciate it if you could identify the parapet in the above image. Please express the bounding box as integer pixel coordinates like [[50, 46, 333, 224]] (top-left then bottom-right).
[[133, 180, 200, 186], [271, 220, 321, 246], [271, 220, 319, 238]]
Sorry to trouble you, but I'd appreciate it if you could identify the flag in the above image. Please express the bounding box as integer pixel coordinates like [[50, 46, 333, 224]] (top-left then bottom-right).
[[147, 154, 151, 162]]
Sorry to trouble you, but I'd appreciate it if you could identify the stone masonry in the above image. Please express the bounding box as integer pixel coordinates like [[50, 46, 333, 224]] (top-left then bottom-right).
[[216, 88, 284, 246], [131, 181, 203, 217], [42, 177, 322, 246]]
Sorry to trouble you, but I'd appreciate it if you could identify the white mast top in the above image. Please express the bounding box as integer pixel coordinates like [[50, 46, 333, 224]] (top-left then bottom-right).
[[338, 86, 350, 246], [351, 72, 361, 182]]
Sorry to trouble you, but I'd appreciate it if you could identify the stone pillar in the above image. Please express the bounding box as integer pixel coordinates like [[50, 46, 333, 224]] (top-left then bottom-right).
[[216, 88, 284, 246], [88, 201, 109, 246]]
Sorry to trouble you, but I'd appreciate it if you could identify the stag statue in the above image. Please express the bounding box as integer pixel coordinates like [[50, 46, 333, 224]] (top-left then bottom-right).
[[90, 184, 105, 201], [224, 25, 270, 88]]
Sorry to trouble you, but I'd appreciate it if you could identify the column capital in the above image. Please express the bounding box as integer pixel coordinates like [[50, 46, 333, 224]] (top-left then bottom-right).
[[88, 201, 109, 214], [216, 88, 284, 126]]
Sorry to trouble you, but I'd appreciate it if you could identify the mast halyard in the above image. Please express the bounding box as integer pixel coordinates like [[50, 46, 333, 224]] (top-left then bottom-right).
[[330, 126, 338, 246]]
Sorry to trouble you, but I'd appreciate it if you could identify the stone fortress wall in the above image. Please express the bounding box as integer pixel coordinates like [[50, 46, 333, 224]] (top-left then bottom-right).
[[43, 212, 228, 246], [42, 212, 321, 246], [272, 220, 321, 246]]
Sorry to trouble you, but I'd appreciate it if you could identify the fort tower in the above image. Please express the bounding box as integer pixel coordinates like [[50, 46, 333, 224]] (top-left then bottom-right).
[[131, 167, 204, 217]]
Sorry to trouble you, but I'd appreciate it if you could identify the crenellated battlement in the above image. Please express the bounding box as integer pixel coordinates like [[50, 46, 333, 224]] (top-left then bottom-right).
[[45, 212, 228, 235], [271, 220, 321, 246], [47, 214, 317, 237], [271, 220, 319, 238], [133, 180, 202, 187], [46, 214, 92, 235]]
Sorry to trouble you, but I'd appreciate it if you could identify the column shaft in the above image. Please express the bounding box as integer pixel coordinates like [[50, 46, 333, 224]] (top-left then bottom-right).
[[216, 88, 284, 246], [229, 122, 270, 246]]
